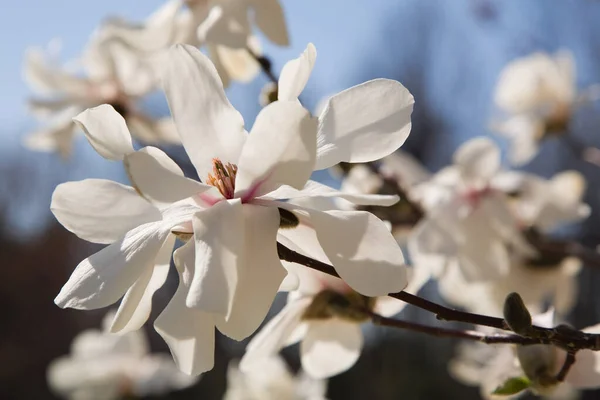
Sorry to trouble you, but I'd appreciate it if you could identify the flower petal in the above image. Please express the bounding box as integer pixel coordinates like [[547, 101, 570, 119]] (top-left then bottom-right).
[[187, 199, 244, 317], [304, 208, 407, 296], [453, 137, 500, 183], [240, 297, 312, 371], [51, 179, 161, 244], [248, 0, 289, 46], [263, 181, 399, 207], [214, 205, 286, 340], [124, 146, 214, 206], [301, 320, 363, 379], [163, 44, 247, 179], [278, 43, 316, 101], [110, 235, 175, 333], [154, 240, 216, 375], [55, 221, 170, 310], [235, 101, 317, 198], [73, 105, 134, 160], [315, 79, 413, 170]]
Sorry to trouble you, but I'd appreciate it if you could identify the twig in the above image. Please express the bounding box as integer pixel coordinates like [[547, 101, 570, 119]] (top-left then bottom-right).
[[246, 47, 278, 84], [369, 312, 542, 345], [556, 351, 577, 382], [277, 242, 600, 352]]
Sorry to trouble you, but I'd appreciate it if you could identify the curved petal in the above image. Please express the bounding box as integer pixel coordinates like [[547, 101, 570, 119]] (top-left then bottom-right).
[[23, 47, 89, 97], [124, 147, 214, 206], [248, 0, 289, 46], [163, 44, 247, 179], [453, 137, 500, 183], [263, 181, 398, 207], [187, 199, 244, 317], [51, 179, 161, 244], [73, 105, 134, 160], [304, 208, 407, 296], [235, 101, 317, 199], [278, 43, 316, 101], [110, 235, 176, 333], [315, 79, 413, 170], [154, 240, 216, 376], [214, 205, 286, 340], [55, 221, 170, 309], [301, 320, 363, 379], [24, 119, 77, 159], [240, 297, 312, 371]]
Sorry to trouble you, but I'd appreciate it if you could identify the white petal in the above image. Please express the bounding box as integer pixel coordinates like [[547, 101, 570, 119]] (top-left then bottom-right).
[[126, 114, 182, 144], [240, 297, 312, 371], [278, 43, 316, 101], [301, 320, 363, 379], [374, 265, 430, 317], [215, 205, 285, 340], [124, 147, 214, 206], [187, 199, 243, 317], [163, 44, 247, 179], [55, 222, 170, 309], [23, 47, 89, 97], [248, 0, 289, 46], [110, 235, 175, 333], [24, 119, 77, 158], [305, 208, 407, 296], [453, 137, 500, 183], [263, 181, 399, 207], [73, 105, 134, 160], [235, 101, 317, 198], [315, 79, 414, 170], [212, 44, 260, 83], [154, 240, 216, 375], [51, 179, 161, 244]]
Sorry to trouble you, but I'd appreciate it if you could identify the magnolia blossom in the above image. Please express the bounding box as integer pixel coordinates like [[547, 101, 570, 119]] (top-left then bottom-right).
[[240, 259, 429, 379], [101, 0, 288, 86], [47, 312, 197, 400], [225, 356, 327, 400], [451, 311, 600, 399], [52, 43, 414, 375], [491, 51, 599, 165], [408, 137, 534, 282], [493, 170, 590, 234], [24, 36, 179, 158]]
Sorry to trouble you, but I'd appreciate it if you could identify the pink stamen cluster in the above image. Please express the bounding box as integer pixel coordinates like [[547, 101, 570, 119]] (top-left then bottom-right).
[[207, 158, 238, 199], [462, 186, 492, 208]]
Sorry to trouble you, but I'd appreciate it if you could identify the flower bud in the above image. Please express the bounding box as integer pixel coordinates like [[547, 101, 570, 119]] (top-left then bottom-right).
[[503, 292, 533, 336]]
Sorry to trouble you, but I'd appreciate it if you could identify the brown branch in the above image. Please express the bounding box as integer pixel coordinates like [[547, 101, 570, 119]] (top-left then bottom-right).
[[246, 47, 278, 84], [556, 351, 577, 382], [277, 242, 600, 352]]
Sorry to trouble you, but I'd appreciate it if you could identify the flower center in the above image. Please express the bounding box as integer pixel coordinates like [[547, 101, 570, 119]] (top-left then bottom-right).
[[302, 289, 376, 323], [207, 158, 238, 199]]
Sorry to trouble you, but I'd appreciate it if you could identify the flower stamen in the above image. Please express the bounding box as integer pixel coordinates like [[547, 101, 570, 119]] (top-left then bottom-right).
[[207, 158, 238, 199]]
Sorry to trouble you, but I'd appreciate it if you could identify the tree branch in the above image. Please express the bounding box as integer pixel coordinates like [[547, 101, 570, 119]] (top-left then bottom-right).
[[277, 242, 600, 352], [556, 351, 577, 382], [246, 47, 278, 84]]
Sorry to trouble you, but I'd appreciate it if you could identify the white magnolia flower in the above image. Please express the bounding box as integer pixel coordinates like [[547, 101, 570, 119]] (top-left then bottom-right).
[[436, 256, 580, 317], [101, 0, 288, 86], [493, 170, 590, 233], [47, 312, 198, 400], [52, 43, 413, 375], [225, 356, 328, 400], [451, 310, 600, 399], [408, 137, 534, 282], [24, 36, 179, 158], [491, 51, 599, 165], [240, 260, 429, 379]]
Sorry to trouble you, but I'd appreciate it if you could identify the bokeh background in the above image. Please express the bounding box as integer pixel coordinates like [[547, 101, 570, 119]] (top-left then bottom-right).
[[3, 0, 600, 398]]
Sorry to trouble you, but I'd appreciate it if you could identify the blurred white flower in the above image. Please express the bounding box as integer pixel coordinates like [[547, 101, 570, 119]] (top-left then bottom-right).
[[491, 51, 599, 165], [24, 36, 179, 158], [101, 0, 288, 86], [451, 310, 600, 399], [52, 43, 412, 375], [436, 256, 580, 317], [408, 137, 534, 282], [493, 170, 590, 233], [240, 260, 429, 379], [47, 312, 198, 400], [225, 356, 328, 400]]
